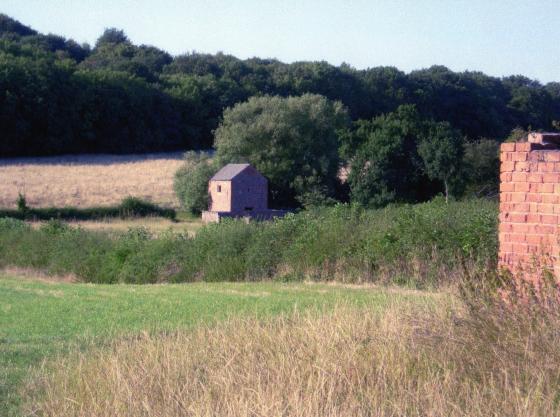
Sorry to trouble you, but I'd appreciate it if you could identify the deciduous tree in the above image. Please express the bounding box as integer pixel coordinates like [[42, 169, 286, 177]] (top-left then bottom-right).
[[214, 94, 349, 207], [418, 122, 464, 202]]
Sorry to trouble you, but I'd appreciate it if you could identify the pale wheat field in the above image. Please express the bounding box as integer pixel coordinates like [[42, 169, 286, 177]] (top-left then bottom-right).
[[0, 152, 185, 208]]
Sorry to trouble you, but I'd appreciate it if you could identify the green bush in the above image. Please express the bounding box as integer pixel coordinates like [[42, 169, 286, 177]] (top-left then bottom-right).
[[0, 197, 175, 221], [0, 198, 498, 287], [174, 152, 216, 214], [118, 197, 175, 219], [0, 217, 30, 232], [16, 193, 28, 214]]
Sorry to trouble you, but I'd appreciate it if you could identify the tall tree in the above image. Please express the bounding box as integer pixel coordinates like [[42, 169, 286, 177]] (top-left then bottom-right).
[[214, 94, 349, 207], [95, 28, 129, 47], [346, 105, 431, 208], [174, 152, 216, 214], [418, 122, 464, 202], [2, 12, 560, 168], [462, 139, 500, 197]]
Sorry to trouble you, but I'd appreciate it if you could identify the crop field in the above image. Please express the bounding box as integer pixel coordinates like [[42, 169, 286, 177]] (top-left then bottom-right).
[[0, 272, 436, 416], [0, 152, 185, 209]]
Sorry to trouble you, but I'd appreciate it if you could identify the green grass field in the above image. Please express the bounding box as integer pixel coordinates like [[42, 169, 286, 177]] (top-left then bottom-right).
[[0, 273, 443, 416]]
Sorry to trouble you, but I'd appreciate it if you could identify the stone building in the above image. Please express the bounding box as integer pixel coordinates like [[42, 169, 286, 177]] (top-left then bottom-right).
[[498, 132, 560, 279], [201, 163, 287, 223]]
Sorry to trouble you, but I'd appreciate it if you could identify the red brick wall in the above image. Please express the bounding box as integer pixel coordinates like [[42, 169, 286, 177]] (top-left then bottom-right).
[[499, 141, 560, 277]]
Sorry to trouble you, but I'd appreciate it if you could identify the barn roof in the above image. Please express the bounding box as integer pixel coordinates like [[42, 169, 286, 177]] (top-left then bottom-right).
[[211, 163, 253, 181]]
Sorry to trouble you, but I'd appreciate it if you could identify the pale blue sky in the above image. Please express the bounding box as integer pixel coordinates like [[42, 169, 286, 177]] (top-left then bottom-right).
[[3, 0, 559, 82]]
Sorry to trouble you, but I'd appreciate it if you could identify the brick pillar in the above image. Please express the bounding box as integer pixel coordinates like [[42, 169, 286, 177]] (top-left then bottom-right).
[[499, 134, 560, 279]]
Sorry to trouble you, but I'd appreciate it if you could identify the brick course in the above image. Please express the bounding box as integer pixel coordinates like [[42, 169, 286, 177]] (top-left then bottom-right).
[[499, 140, 560, 277]]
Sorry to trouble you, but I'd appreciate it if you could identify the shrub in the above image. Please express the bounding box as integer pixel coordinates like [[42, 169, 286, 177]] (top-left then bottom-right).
[[0, 197, 175, 221], [0, 217, 30, 232], [174, 151, 216, 214], [0, 198, 498, 286], [118, 197, 175, 219], [16, 192, 28, 214]]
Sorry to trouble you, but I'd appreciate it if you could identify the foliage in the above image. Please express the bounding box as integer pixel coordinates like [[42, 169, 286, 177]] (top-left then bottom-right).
[[1, 14, 559, 160], [83, 28, 172, 82], [418, 121, 464, 201], [16, 192, 28, 213], [346, 106, 470, 207], [0, 197, 175, 221], [94, 28, 129, 47], [505, 126, 528, 142], [463, 138, 500, 197], [346, 105, 434, 207], [0, 13, 37, 36], [174, 152, 216, 214], [0, 198, 497, 285], [214, 94, 349, 207]]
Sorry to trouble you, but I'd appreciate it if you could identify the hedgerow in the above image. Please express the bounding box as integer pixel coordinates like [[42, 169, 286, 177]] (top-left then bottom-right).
[[0, 198, 497, 287]]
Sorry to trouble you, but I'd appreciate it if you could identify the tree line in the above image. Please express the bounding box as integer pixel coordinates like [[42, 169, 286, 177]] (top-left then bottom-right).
[[175, 94, 501, 210], [1, 14, 558, 208], [1, 14, 559, 159]]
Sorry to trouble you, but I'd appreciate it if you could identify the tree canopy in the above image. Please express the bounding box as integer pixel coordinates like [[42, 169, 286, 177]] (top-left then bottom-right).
[[214, 94, 349, 207], [1, 14, 559, 158], [417, 122, 464, 202], [346, 105, 468, 207], [346, 105, 432, 207], [174, 152, 216, 214], [0, 14, 557, 209]]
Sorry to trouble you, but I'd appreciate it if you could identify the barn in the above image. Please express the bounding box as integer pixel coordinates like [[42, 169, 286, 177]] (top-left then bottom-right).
[[202, 163, 287, 223]]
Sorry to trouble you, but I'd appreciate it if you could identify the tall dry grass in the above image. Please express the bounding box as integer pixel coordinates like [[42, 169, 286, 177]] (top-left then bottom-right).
[[24, 294, 560, 417], [0, 153, 184, 208]]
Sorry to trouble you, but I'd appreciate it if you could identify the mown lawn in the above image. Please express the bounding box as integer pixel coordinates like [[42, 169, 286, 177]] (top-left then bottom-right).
[[0, 273, 444, 416]]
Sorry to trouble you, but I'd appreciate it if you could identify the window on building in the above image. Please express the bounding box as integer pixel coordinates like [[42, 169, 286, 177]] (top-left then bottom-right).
[[244, 207, 253, 211], [217, 185, 222, 192]]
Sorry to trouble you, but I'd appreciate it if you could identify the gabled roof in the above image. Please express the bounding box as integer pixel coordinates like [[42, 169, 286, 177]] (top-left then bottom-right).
[[211, 163, 252, 181]]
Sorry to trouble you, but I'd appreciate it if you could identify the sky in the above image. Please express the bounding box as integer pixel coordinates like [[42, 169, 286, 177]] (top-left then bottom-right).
[[2, 0, 559, 83]]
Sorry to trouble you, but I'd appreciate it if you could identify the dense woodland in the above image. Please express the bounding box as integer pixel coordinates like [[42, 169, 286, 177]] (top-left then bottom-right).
[[2, 14, 560, 207], [1, 14, 559, 158]]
